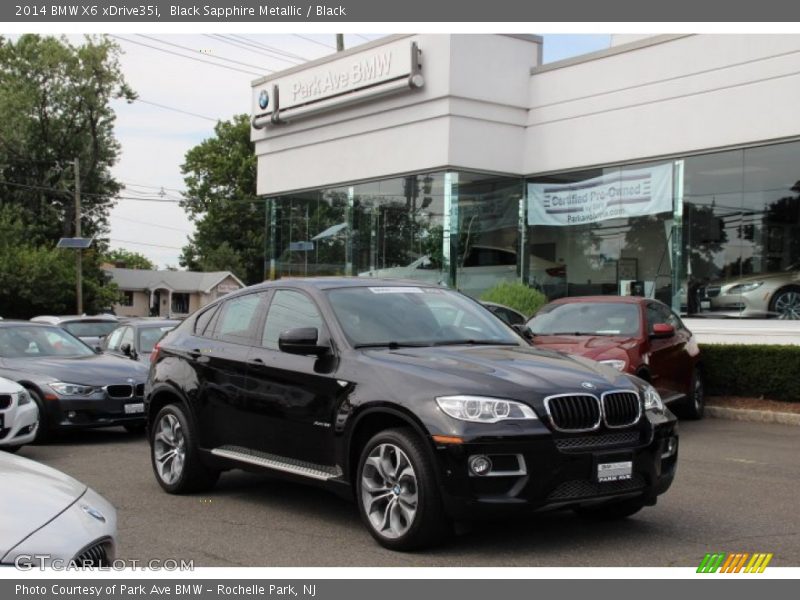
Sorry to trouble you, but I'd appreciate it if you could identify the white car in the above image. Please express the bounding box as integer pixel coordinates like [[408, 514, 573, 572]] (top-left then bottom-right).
[[0, 451, 117, 568], [0, 377, 38, 452]]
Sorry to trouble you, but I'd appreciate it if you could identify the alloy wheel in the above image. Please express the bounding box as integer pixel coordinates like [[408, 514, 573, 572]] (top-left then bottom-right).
[[360, 443, 419, 539], [774, 290, 800, 320], [153, 413, 186, 485]]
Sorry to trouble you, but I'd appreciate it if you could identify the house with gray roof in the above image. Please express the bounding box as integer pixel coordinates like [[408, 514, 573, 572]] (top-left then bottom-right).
[[104, 268, 245, 318]]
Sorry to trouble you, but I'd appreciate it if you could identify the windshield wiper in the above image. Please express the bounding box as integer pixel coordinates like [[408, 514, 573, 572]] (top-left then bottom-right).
[[432, 339, 519, 346], [353, 342, 434, 349]]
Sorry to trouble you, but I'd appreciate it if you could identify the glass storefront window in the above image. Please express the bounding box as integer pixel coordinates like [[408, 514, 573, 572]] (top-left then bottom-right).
[[686, 141, 800, 319], [526, 162, 676, 305], [453, 173, 523, 298]]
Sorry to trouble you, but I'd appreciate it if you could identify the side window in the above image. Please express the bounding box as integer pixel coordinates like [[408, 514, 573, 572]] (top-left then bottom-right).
[[647, 303, 679, 333], [194, 304, 219, 337], [262, 290, 323, 350], [119, 327, 134, 349], [106, 327, 124, 350], [215, 293, 264, 344]]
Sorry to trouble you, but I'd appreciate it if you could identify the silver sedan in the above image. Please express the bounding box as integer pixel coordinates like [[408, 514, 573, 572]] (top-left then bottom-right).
[[0, 452, 117, 568]]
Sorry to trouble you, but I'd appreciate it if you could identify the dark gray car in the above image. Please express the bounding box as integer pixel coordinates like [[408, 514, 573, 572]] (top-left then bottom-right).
[[102, 319, 179, 362], [0, 322, 149, 440]]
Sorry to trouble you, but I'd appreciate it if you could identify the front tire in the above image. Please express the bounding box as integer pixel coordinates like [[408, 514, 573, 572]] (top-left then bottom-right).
[[770, 286, 800, 320], [356, 428, 449, 551], [150, 404, 218, 494], [27, 388, 52, 444], [678, 368, 705, 420]]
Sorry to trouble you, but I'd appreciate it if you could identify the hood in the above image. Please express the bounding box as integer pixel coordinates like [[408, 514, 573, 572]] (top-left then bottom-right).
[[1, 353, 148, 386], [531, 335, 639, 360], [0, 452, 86, 559], [363, 344, 633, 398]]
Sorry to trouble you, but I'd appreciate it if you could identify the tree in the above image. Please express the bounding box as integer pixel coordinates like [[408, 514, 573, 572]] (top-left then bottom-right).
[[0, 34, 135, 314], [179, 114, 265, 284], [104, 248, 155, 270], [0, 205, 118, 318]]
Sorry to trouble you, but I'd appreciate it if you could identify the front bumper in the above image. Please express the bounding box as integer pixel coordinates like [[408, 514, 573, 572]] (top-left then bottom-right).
[[43, 387, 146, 431], [0, 400, 39, 448], [432, 412, 678, 519]]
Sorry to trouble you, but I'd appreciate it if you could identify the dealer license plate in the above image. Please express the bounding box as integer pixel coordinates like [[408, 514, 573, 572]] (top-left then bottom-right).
[[700, 300, 711, 310], [597, 461, 633, 483], [124, 403, 144, 415]]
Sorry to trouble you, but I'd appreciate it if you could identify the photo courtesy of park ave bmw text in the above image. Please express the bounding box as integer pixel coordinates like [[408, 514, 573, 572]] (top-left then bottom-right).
[[1, 0, 800, 596]]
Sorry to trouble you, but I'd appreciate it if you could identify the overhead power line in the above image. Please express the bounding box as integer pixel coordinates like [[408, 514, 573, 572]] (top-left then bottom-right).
[[228, 34, 311, 62], [133, 98, 218, 122], [111, 35, 263, 77], [292, 34, 336, 50], [136, 34, 268, 72]]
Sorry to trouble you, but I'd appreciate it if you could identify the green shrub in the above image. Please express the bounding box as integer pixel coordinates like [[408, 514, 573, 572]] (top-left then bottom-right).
[[479, 281, 547, 319], [700, 344, 800, 403]]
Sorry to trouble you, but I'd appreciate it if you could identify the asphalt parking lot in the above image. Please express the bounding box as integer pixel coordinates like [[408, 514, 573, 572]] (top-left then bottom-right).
[[16, 418, 800, 567]]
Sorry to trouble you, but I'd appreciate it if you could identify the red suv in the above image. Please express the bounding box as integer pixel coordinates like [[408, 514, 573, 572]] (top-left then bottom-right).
[[525, 296, 704, 419]]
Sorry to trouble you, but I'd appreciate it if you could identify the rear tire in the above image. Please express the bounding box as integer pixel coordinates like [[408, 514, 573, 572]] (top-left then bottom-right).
[[150, 404, 218, 494], [677, 368, 705, 420], [356, 428, 450, 551], [575, 496, 647, 520]]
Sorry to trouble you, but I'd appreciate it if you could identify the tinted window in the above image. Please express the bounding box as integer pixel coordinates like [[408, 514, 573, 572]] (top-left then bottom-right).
[[194, 305, 218, 337], [138, 326, 176, 353], [528, 302, 641, 336], [0, 326, 95, 358], [463, 247, 517, 267], [63, 321, 118, 338], [646, 302, 681, 333], [262, 290, 323, 350], [490, 305, 525, 326], [326, 286, 520, 347], [216, 293, 264, 344], [106, 327, 124, 350]]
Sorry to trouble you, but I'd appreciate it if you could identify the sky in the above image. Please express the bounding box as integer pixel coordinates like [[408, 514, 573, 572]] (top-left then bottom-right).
[[83, 33, 612, 268]]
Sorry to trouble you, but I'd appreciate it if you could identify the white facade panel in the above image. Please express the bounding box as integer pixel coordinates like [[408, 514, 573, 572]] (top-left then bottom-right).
[[525, 34, 800, 174]]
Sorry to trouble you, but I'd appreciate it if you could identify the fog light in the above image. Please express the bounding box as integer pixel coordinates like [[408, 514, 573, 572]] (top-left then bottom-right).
[[469, 455, 492, 476], [67, 411, 77, 419], [662, 437, 677, 459]]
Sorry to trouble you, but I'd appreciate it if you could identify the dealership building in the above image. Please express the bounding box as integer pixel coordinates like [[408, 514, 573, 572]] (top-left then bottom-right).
[[250, 33, 800, 321]]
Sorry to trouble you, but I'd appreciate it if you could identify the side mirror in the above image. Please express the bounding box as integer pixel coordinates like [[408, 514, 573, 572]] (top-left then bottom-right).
[[278, 327, 329, 356], [512, 324, 534, 341], [651, 323, 675, 338], [121, 343, 132, 356]]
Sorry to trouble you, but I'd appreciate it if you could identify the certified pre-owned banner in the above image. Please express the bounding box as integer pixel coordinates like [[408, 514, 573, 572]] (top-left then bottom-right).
[[528, 163, 674, 227]]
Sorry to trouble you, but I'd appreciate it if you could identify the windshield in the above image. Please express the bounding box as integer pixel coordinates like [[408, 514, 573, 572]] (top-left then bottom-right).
[[0, 325, 96, 358], [527, 302, 641, 336], [326, 286, 521, 348], [63, 321, 118, 338], [138, 326, 176, 353]]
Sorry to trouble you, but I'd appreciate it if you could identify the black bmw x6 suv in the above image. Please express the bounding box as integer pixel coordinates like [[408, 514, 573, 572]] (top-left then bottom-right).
[[146, 278, 678, 550]]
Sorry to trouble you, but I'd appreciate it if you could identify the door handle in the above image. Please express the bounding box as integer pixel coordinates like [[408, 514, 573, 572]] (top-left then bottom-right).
[[188, 349, 202, 359], [249, 357, 265, 365]]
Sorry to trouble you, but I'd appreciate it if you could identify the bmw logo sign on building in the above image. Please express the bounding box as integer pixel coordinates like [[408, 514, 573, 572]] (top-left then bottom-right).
[[258, 90, 269, 110]]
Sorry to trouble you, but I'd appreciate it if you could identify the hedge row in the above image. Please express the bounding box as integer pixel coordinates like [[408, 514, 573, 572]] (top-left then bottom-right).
[[700, 344, 800, 403]]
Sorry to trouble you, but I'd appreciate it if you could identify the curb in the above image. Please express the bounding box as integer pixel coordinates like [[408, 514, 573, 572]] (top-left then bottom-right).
[[706, 405, 800, 426]]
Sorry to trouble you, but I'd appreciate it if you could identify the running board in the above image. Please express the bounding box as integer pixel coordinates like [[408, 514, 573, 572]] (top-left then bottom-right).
[[211, 445, 342, 481]]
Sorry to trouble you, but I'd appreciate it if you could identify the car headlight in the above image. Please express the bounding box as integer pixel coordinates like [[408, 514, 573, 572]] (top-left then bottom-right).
[[436, 395, 538, 423], [727, 281, 762, 294], [643, 384, 664, 413], [49, 382, 96, 396], [599, 359, 627, 371], [15, 389, 31, 405]]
